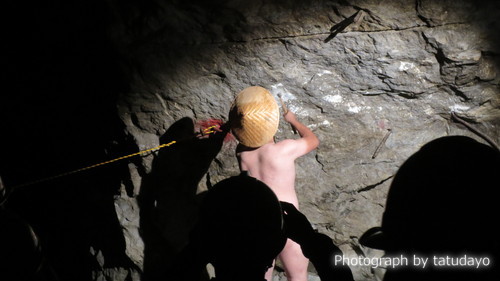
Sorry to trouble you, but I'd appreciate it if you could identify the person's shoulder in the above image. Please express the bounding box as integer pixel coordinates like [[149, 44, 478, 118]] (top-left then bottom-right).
[[275, 139, 294, 145], [258, 140, 301, 157], [275, 137, 318, 158], [273, 139, 299, 151]]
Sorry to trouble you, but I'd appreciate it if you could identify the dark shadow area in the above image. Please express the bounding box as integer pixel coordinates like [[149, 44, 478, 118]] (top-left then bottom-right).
[[2, 1, 500, 281], [0, 0, 138, 280], [169, 173, 287, 281], [324, 10, 364, 43], [360, 136, 500, 281], [138, 117, 228, 281], [0, 180, 58, 281]]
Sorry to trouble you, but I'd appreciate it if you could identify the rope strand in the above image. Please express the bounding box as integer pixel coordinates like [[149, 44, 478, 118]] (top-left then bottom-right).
[[9, 126, 217, 190]]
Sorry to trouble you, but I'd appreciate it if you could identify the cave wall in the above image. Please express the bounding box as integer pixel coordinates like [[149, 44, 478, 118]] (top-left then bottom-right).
[[111, 0, 500, 280], [2, 1, 500, 281]]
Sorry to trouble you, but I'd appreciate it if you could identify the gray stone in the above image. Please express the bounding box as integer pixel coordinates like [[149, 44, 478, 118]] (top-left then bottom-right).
[[98, 1, 500, 280]]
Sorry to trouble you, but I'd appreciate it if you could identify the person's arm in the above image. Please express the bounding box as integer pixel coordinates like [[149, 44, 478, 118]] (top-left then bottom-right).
[[279, 111, 320, 158], [281, 202, 354, 281]]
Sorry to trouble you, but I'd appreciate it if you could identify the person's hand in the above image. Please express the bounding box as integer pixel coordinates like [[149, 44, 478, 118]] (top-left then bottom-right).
[[196, 121, 229, 139], [283, 111, 297, 124], [280, 201, 316, 245]]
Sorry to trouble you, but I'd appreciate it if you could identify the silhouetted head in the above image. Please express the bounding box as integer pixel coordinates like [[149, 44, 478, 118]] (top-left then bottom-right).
[[160, 117, 196, 144], [361, 136, 500, 280], [196, 173, 286, 280]]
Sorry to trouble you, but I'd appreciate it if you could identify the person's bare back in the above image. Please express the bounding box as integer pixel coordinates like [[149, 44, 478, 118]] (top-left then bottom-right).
[[237, 140, 299, 205], [236, 111, 319, 281]]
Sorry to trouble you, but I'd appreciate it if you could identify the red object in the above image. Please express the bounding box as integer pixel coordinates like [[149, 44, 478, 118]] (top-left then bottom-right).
[[196, 119, 235, 143]]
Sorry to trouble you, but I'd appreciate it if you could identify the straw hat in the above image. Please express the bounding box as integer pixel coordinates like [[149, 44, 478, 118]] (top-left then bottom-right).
[[229, 86, 280, 148]]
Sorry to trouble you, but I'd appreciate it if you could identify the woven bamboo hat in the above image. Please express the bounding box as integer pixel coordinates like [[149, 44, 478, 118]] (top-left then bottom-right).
[[229, 86, 280, 148]]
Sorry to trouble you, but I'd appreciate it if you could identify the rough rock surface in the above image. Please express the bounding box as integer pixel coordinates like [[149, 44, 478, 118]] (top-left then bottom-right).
[[101, 1, 500, 280], [3, 1, 498, 281]]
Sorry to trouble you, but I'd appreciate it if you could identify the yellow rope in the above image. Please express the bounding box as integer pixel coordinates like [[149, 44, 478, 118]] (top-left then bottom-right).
[[11, 126, 218, 189]]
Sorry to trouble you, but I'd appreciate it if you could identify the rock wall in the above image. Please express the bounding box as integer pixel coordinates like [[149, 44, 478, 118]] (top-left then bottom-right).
[[2, 1, 499, 281], [101, 1, 500, 280], [105, 0, 500, 280]]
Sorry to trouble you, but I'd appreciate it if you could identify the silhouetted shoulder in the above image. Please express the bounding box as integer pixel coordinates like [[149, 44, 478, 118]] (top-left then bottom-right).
[[360, 136, 500, 281]]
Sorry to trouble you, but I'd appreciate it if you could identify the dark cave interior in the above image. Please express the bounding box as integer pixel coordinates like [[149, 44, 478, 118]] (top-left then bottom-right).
[[1, 1, 500, 281]]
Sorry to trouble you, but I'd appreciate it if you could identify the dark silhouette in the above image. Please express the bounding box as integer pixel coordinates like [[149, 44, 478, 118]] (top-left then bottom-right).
[[324, 10, 365, 43], [171, 173, 355, 281], [138, 117, 229, 280], [280, 201, 355, 281], [0, 177, 58, 281], [170, 173, 287, 281], [2, 0, 136, 279], [360, 136, 500, 281]]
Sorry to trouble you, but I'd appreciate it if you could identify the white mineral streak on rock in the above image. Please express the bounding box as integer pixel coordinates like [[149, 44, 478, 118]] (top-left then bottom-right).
[[346, 102, 372, 113], [317, 70, 333, 77], [347, 102, 363, 113], [307, 119, 331, 129], [288, 104, 308, 117], [270, 83, 307, 116], [450, 104, 470, 112], [323, 94, 343, 104], [270, 83, 296, 101], [399, 61, 415, 71], [308, 123, 318, 129]]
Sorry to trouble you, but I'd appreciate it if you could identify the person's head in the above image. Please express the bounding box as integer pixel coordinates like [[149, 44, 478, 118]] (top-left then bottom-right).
[[195, 173, 286, 280], [229, 86, 280, 148], [361, 136, 500, 280]]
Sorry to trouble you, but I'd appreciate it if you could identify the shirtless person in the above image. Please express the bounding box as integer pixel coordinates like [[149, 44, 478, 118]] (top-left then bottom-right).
[[236, 110, 320, 281]]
